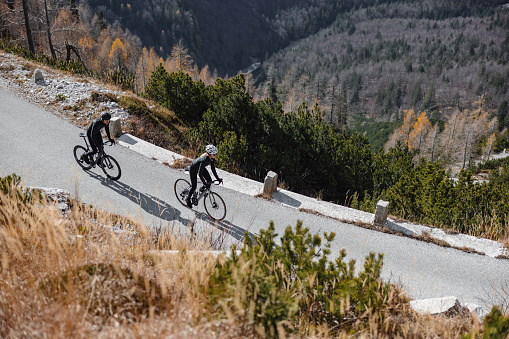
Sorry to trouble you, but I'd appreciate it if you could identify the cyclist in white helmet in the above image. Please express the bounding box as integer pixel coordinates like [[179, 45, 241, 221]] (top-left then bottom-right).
[[185, 144, 223, 208]]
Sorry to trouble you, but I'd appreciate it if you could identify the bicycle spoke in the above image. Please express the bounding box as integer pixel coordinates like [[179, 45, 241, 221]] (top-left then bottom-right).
[[204, 192, 226, 221], [174, 179, 191, 207], [100, 155, 121, 180], [73, 145, 92, 170]]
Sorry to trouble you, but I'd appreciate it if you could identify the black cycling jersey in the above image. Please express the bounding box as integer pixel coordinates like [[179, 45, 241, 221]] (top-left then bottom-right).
[[87, 117, 111, 147], [189, 155, 220, 183]]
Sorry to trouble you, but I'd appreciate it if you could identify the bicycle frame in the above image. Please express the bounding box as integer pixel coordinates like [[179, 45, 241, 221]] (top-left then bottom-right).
[[79, 133, 106, 163], [194, 180, 221, 202]]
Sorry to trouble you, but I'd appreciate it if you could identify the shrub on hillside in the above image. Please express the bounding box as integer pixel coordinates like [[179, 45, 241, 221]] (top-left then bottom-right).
[[144, 65, 208, 125], [206, 221, 405, 337], [384, 160, 509, 239]]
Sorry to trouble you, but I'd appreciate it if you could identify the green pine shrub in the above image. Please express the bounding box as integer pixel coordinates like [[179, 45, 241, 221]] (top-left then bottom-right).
[[0, 173, 40, 206], [206, 221, 404, 337], [216, 131, 248, 174], [144, 65, 208, 126], [463, 306, 509, 339], [382, 160, 509, 239]]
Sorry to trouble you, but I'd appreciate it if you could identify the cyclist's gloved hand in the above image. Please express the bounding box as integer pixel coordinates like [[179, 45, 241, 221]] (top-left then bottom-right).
[[217, 178, 223, 184], [109, 138, 115, 145]]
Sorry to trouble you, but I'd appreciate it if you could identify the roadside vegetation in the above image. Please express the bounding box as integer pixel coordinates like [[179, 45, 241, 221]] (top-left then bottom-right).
[[2, 173, 509, 338]]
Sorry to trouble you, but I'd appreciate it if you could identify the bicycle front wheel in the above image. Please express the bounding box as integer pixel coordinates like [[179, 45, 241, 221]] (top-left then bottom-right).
[[73, 145, 92, 170], [99, 155, 121, 180], [174, 178, 191, 206], [204, 192, 226, 221]]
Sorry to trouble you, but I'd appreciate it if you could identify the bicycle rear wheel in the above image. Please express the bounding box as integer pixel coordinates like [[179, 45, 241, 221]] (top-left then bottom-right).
[[174, 178, 191, 206], [99, 155, 121, 180], [73, 145, 92, 170], [204, 192, 226, 221]]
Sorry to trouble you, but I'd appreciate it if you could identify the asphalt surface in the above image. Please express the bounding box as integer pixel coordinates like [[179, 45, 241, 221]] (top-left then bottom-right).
[[1, 86, 508, 312]]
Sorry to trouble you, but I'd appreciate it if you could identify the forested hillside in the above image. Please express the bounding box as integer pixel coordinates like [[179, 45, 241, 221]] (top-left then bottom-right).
[[82, 0, 349, 76], [255, 0, 509, 126]]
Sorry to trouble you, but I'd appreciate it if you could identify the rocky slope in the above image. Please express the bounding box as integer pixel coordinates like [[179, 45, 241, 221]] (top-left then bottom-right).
[[0, 51, 130, 133]]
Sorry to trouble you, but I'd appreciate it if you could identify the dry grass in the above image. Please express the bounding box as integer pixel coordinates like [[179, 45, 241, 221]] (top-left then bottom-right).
[[0, 184, 489, 338], [0, 186, 231, 338]]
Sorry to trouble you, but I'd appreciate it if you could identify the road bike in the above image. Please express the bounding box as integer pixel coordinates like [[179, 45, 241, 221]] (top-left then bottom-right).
[[73, 133, 121, 180], [174, 178, 226, 221]]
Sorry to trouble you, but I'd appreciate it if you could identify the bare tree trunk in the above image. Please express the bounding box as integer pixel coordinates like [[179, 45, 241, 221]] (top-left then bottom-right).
[[21, 0, 35, 54], [447, 113, 458, 158], [65, 40, 88, 71], [141, 54, 146, 91], [330, 85, 335, 125], [462, 130, 470, 169], [430, 124, 438, 162], [43, 0, 56, 60], [418, 130, 423, 153]]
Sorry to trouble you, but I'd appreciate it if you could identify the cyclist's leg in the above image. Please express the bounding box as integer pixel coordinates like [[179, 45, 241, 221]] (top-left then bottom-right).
[[201, 169, 212, 189], [83, 141, 97, 163], [96, 142, 105, 161], [82, 132, 95, 162], [186, 170, 198, 206], [89, 135, 104, 164]]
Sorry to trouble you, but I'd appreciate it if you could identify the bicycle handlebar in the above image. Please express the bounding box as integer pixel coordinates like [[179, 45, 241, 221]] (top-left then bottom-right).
[[202, 179, 223, 190]]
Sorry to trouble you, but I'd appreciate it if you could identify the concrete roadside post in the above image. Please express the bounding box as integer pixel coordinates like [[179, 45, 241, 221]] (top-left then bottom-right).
[[31, 69, 44, 84], [374, 200, 389, 226], [263, 171, 278, 199], [109, 117, 122, 138]]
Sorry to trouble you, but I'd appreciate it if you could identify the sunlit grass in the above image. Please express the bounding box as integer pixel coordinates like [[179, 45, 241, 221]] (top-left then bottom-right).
[[0, 178, 504, 338], [0, 183, 224, 337]]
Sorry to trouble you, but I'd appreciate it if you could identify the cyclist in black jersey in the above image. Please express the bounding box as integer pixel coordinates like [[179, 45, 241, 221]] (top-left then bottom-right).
[[82, 112, 115, 164], [186, 144, 223, 208]]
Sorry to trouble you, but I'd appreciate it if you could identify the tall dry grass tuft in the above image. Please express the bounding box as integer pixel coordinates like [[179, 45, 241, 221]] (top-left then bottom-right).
[[0, 184, 225, 338], [467, 211, 509, 246]]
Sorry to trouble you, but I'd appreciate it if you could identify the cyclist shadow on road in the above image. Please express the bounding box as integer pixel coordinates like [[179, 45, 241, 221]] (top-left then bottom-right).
[[190, 210, 255, 243], [85, 171, 187, 225], [84, 172, 252, 242]]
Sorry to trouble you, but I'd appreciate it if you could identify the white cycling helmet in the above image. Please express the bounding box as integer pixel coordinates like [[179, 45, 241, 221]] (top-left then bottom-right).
[[205, 144, 218, 155]]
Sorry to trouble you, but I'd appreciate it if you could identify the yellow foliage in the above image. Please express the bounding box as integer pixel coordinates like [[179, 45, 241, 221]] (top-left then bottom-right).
[[78, 37, 93, 49], [408, 111, 431, 150], [399, 108, 416, 147], [483, 133, 496, 159], [109, 38, 127, 68], [199, 64, 213, 85]]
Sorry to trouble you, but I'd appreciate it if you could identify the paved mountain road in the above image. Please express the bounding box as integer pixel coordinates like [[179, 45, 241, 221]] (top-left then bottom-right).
[[1, 87, 508, 311]]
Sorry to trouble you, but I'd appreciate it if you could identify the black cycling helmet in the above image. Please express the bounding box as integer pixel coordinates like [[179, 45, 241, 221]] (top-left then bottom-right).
[[101, 112, 111, 121]]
